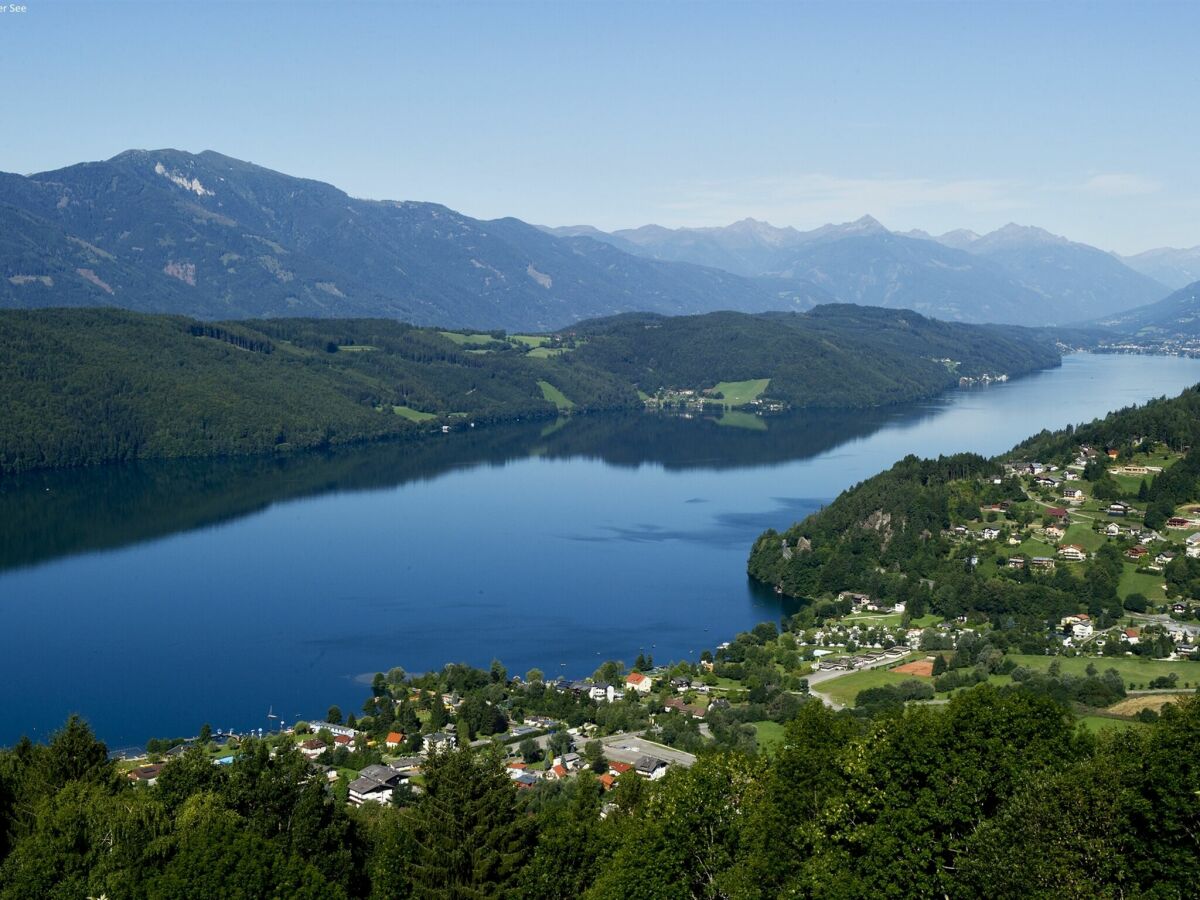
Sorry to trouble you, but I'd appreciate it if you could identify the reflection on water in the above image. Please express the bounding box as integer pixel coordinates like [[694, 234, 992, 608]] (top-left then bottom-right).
[[0, 405, 923, 574], [1, 353, 1198, 746]]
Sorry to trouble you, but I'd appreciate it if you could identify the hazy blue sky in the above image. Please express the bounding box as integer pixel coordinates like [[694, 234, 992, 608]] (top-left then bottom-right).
[[2, 1, 1197, 252]]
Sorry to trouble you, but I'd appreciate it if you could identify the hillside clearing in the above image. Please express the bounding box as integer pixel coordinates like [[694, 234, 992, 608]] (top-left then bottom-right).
[[538, 380, 575, 410], [712, 378, 770, 406]]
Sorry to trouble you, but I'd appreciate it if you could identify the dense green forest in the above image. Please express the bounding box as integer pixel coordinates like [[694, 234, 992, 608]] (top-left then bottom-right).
[[571, 304, 1060, 407], [3, 693, 1199, 898], [0, 308, 634, 474], [0, 305, 1059, 475]]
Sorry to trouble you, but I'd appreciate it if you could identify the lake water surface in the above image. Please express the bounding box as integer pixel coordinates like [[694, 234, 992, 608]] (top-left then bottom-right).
[[2, 353, 1199, 747]]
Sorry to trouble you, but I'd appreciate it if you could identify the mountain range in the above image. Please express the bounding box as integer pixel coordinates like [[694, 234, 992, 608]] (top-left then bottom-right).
[[1117, 246, 1200, 290], [1097, 280, 1200, 339], [0, 148, 1190, 331], [0, 150, 830, 332], [546, 217, 1172, 326]]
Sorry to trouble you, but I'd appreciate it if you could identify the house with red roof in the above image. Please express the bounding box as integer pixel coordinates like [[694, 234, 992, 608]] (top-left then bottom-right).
[[625, 671, 653, 694]]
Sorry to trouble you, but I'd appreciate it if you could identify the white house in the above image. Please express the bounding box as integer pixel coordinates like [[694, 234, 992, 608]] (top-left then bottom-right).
[[1058, 544, 1088, 562], [1072, 622, 1094, 641], [423, 732, 455, 754], [625, 672, 653, 695], [348, 764, 406, 807], [634, 755, 669, 780]]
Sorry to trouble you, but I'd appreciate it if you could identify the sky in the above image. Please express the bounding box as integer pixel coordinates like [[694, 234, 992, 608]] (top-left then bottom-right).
[[1, 0, 1198, 254]]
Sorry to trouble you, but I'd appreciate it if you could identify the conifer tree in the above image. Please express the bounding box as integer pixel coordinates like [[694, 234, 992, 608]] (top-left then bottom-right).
[[409, 746, 530, 898]]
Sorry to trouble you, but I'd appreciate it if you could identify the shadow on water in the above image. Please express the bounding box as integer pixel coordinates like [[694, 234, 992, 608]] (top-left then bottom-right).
[[0, 404, 939, 575]]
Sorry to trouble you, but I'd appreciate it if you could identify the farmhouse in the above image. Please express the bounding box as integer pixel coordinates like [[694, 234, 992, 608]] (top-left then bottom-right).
[[1057, 544, 1088, 561]]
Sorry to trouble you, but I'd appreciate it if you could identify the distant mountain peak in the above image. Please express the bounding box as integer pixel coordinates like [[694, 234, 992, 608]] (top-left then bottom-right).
[[846, 214, 887, 233], [981, 222, 1068, 246]]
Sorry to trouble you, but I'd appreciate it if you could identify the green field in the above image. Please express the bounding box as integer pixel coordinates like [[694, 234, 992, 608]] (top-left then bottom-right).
[[1010, 539, 1056, 562], [525, 347, 562, 359], [1112, 473, 1152, 494], [751, 720, 786, 751], [538, 380, 575, 410], [1077, 715, 1147, 734], [1118, 565, 1167, 602], [336, 344, 377, 352], [820, 661, 922, 707], [1062, 523, 1106, 552], [392, 405, 436, 422], [439, 331, 497, 347], [712, 378, 770, 406], [1009, 654, 1200, 688], [510, 334, 550, 348]]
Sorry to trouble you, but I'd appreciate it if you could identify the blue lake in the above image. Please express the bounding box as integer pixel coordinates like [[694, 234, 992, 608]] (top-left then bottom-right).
[[2, 352, 1199, 748]]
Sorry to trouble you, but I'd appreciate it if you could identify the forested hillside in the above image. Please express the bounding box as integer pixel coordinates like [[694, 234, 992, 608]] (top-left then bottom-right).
[[0, 306, 1060, 475], [0, 309, 635, 474], [748, 384, 1200, 625], [572, 305, 1059, 408]]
